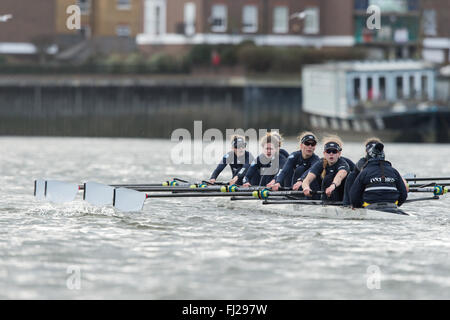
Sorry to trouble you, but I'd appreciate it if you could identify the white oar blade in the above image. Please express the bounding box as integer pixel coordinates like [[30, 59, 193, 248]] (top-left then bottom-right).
[[403, 173, 416, 179], [84, 181, 115, 206], [113, 188, 146, 212], [45, 180, 79, 203], [34, 179, 46, 200]]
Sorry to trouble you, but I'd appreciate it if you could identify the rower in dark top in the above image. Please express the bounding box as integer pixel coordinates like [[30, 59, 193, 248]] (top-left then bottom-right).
[[343, 137, 408, 206], [349, 142, 408, 209], [301, 135, 350, 201], [343, 137, 382, 205], [271, 131, 290, 159], [267, 131, 320, 191], [242, 133, 288, 187], [209, 135, 254, 186]]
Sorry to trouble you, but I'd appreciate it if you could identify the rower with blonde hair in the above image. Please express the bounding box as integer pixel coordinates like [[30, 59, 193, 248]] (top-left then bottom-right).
[[301, 135, 351, 201], [242, 132, 288, 187], [269, 131, 290, 159], [267, 131, 320, 191]]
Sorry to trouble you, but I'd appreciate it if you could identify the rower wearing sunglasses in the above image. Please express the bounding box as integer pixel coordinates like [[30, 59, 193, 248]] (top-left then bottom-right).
[[267, 132, 320, 191], [301, 135, 350, 201], [209, 135, 254, 186]]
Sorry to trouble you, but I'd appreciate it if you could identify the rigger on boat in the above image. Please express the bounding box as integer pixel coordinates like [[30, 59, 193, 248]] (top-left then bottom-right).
[[33, 133, 449, 217]]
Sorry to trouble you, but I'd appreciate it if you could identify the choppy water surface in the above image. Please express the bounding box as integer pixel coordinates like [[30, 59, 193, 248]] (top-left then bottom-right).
[[1, 137, 449, 299]]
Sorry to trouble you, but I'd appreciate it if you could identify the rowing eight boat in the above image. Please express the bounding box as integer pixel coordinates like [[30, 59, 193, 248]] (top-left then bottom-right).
[[33, 178, 448, 219]]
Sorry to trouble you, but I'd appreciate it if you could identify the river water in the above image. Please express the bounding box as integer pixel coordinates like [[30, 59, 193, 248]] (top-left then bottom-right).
[[1, 137, 449, 299]]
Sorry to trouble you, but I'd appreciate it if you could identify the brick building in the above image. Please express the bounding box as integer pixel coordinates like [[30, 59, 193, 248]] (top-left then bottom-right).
[[0, 0, 142, 57], [421, 0, 450, 63], [0, 0, 55, 54], [1, 0, 449, 63], [55, 0, 143, 37], [137, 0, 355, 50], [137, 0, 449, 62]]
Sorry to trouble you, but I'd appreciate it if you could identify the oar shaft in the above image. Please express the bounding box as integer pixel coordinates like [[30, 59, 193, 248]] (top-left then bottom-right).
[[78, 183, 173, 190], [135, 187, 223, 192], [79, 182, 211, 190], [405, 196, 440, 203], [146, 192, 256, 198], [267, 190, 323, 196], [262, 200, 342, 206], [144, 189, 322, 199], [405, 177, 450, 181], [409, 183, 450, 187], [409, 187, 448, 193]]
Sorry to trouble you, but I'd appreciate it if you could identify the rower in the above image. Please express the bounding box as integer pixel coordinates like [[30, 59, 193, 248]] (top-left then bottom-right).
[[342, 137, 381, 206], [343, 137, 408, 206], [271, 131, 290, 159], [267, 132, 320, 191], [209, 135, 254, 185], [349, 142, 408, 209], [242, 133, 288, 187], [301, 135, 350, 201]]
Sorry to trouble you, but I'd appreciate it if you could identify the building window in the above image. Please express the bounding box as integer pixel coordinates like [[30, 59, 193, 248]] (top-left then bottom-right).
[[273, 6, 288, 33], [211, 4, 227, 32], [116, 25, 131, 37], [242, 5, 258, 33], [423, 10, 437, 36], [369, 0, 407, 12], [77, 0, 90, 15], [154, 6, 161, 34], [303, 7, 319, 34], [379, 76, 386, 100], [184, 2, 196, 36], [353, 78, 361, 101], [117, 0, 131, 10], [396, 76, 403, 99], [144, 0, 166, 36]]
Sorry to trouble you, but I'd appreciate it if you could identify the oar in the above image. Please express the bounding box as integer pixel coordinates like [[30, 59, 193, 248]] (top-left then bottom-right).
[[408, 186, 448, 196], [83, 182, 236, 206], [34, 180, 80, 203], [34, 178, 268, 207], [405, 177, 450, 182], [112, 187, 325, 212], [262, 199, 342, 206], [34, 178, 230, 203], [405, 196, 441, 203], [34, 179, 170, 204], [112, 188, 262, 212], [407, 182, 450, 188]]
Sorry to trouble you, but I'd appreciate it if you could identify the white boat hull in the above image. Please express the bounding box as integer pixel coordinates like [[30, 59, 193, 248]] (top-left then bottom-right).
[[221, 199, 413, 220]]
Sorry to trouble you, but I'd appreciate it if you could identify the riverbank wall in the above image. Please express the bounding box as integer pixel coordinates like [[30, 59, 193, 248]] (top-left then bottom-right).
[[0, 75, 304, 138]]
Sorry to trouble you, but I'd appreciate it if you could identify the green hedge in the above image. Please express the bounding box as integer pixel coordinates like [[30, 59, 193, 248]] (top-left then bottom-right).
[[0, 43, 367, 74], [185, 43, 367, 73], [237, 45, 367, 73]]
